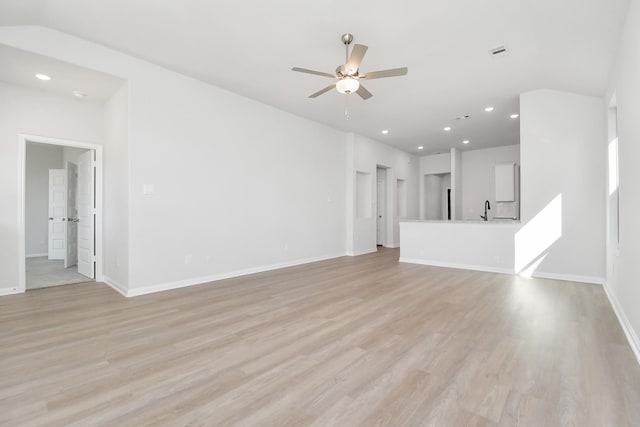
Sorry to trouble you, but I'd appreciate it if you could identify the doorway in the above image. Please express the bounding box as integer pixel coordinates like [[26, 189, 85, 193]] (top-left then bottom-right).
[[376, 166, 391, 247], [423, 173, 451, 220], [18, 135, 103, 292]]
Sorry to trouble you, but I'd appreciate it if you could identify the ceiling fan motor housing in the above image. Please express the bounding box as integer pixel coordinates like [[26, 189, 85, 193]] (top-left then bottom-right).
[[336, 64, 358, 78]]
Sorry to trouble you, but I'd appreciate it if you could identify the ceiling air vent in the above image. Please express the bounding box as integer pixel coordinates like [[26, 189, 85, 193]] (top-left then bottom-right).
[[489, 45, 508, 57]]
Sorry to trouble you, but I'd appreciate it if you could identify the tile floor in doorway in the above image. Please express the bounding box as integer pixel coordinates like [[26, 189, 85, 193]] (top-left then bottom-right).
[[26, 256, 91, 289]]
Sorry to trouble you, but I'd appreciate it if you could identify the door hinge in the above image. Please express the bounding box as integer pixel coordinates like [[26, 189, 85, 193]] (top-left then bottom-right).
[[92, 255, 97, 262], [92, 208, 97, 215], [92, 160, 97, 167]]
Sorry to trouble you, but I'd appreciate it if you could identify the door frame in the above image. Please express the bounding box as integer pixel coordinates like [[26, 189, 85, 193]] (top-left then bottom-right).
[[375, 164, 394, 249], [376, 170, 386, 246], [17, 134, 104, 293]]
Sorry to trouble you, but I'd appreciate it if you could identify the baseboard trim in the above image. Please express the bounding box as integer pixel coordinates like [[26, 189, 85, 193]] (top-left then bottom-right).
[[102, 276, 128, 297], [602, 281, 640, 366], [399, 257, 514, 275], [531, 271, 604, 285], [26, 253, 47, 258], [0, 287, 21, 296], [126, 252, 347, 297], [346, 248, 378, 257]]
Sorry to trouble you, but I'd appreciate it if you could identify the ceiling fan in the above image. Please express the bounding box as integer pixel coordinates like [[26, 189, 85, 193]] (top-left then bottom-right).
[[292, 33, 408, 100]]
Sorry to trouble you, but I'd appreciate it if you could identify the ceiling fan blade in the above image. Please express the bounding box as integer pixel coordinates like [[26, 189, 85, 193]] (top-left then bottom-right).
[[309, 84, 336, 98], [356, 85, 373, 100], [361, 67, 408, 80], [292, 67, 336, 78], [346, 44, 368, 73]]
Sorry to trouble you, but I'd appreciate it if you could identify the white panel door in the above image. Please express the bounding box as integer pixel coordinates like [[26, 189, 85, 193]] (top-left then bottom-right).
[[64, 162, 78, 269], [77, 151, 95, 279], [48, 169, 66, 260], [376, 178, 386, 246]]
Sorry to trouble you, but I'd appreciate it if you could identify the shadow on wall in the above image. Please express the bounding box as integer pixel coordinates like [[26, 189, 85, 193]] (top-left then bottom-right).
[[514, 193, 563, 276]]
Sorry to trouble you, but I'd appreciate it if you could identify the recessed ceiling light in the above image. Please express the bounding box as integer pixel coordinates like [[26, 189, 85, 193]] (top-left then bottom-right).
[[72, 90, 87, 99], [381, 130, 389, 134], [35, 73, 51, 81], [485, 106, 494, 112], [418, 146, 424, 150], [462, 140, 470, 144], [510, 114, 519, 119], [444, 127, 452, 131]]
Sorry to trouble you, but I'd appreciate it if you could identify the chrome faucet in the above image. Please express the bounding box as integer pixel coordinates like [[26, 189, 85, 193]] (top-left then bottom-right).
[[480, 200, 491, 221]]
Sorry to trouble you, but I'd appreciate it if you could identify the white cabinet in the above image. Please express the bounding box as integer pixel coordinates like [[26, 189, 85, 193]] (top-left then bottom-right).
[[495, 163, 516, 202]]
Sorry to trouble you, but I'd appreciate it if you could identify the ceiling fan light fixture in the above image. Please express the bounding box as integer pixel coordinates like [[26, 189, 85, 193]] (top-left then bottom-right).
[[336, 77, 360, 94]]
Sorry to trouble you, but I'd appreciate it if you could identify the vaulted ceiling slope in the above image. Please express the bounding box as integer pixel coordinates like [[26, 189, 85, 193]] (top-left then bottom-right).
[[0, 43, 124, 102], [0, 0, 630, 154]]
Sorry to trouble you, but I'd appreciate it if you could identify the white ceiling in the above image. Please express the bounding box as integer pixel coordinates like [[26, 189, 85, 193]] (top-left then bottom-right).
[[0, 43, 124, 103], [0, 0, 630, 154]]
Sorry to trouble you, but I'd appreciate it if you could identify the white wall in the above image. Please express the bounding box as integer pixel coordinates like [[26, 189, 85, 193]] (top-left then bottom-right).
[[461, 144, 520, 220], [0, 26, 348, 294], [605, 0, 640, 361], [420, 152, 451, 175], [520, 89, 605, 282], [125, 74, 347, 291], [103, 84, 129, 290], [348, 133, 419, 254], [0, 81, 104, 293], [63, 146, 87, 165], [25, 143, 63, 256]]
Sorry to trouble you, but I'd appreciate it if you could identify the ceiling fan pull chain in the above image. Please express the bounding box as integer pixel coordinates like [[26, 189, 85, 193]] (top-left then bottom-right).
[[345, 96, 350, 120]]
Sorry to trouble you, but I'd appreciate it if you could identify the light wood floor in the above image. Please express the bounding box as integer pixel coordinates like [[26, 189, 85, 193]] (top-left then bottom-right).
[[1, 248, 639, 426]]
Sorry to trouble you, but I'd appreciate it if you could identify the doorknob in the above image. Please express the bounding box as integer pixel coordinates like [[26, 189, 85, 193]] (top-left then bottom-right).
[[48, 217, 53, 220], [68, 218, 79, 223]]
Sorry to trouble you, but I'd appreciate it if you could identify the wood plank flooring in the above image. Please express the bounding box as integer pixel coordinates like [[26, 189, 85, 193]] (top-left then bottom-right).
[[1, 248, 639, 426]]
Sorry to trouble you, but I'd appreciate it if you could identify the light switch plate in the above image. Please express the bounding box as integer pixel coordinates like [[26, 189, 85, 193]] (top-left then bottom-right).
[[143, 184, 154, 195]]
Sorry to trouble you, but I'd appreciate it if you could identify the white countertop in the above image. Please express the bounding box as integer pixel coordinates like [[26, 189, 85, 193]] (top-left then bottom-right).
[[400, 219, 521, 227]]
